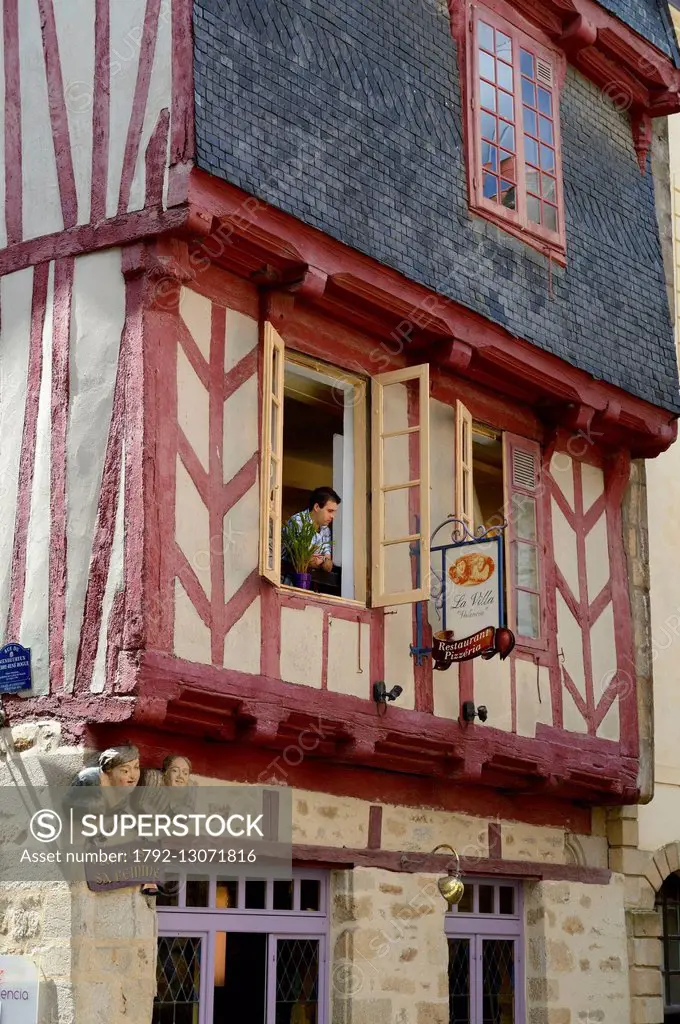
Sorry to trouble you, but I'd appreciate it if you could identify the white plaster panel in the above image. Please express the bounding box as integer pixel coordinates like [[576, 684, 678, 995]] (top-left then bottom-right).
[[326, 616, 370, 698], [19, 265, 55, 696], [551, 497, 579, 600], [128, 0, 172, 213], [0, 267, 33, 638], [179, 287, 212, 362], [225, 308, 257, 372], [596, 695, 620, 742], [581, 461, 604, 514], [280, 606, 323, 688], [585, 512, 610, 601], [223, 596, 261, 674], [549, 450, 574, 510], [106, 0, 147, 219], [515, 659, 552, 738], [638, 783, 680, 854], [175, 457, 211, 598], [0, 7, 6, 246], [473, 654, 512, 732], [384, 604, 415, 709], [53, 0, 94, 224], [173, 578, 211, 664], [433, 662, 460, 719], [223, 482, 259, 602], [64, 250, 125, 692], [177, 345, 209, 471], [223, 373, 258, 483], [590, 602, 616, 702], [20, 0, 63, 238], [91, 453, 125, 693], [556, 590, 586, 697], [562, 680, 588, 734]]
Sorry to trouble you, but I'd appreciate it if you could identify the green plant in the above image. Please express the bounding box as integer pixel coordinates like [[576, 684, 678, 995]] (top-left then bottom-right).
[[282, 515, 320, 574]]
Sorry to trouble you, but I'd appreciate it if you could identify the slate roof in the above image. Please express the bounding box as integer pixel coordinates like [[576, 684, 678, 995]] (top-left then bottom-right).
[[193, 0, 680, 414], [597, 0, 679, 60]]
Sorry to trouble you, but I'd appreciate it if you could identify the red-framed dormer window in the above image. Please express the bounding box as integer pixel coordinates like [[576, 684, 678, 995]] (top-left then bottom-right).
[[465, 0, 566, 262]]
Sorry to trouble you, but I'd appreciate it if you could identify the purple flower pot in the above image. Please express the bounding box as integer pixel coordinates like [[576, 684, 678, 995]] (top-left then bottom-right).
[[293, 572, 312, 590]]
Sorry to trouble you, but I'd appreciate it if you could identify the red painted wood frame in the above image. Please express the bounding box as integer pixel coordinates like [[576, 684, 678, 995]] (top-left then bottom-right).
[[464, 0, 567, 262]]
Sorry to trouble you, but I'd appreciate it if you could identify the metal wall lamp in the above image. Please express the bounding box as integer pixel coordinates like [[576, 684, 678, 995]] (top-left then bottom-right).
[[432, 844, 464, 906]]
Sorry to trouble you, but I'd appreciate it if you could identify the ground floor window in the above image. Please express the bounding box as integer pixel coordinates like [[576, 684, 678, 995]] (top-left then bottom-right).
[[153, 871, 327, 1024], [656, 873, 680, 1021], [446, 879, 523, 1024]]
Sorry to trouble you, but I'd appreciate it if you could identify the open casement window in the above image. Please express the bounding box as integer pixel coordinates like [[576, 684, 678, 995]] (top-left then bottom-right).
[[455, 400, 474, 532], [503, 432, 544, 647], [468, 2, 566, 261], [258, 331, 367, 603], [259, 323, 285, 584], [371, 365, 430, 608]]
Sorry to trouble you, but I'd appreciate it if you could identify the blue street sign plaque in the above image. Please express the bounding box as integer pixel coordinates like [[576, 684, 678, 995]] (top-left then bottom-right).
[[0, 644, 32, 694]]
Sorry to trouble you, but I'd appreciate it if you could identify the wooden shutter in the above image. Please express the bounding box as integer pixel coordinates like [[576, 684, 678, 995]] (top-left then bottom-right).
[[455, 400, 474, 533], [259, 323, 284, 583], [371, 365, 430, 607], [503, 432, 543, 645]]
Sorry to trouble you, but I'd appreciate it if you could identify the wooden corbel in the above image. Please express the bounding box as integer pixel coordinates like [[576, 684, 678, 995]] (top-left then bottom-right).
[[560, 12, 598, 54], [631, 112, 652, 174]]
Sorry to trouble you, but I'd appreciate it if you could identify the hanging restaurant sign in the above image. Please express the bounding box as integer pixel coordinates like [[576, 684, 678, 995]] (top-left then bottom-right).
[[430, 522, 515, 669]]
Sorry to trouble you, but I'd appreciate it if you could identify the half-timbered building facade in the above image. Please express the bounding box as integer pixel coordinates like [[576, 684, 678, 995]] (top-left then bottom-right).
[[0, 0, 679, 1022]]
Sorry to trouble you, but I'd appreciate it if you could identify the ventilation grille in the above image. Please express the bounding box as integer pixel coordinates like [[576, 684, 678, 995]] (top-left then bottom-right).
[[536, 58, 553, 88], [512, 448, 537, 490]]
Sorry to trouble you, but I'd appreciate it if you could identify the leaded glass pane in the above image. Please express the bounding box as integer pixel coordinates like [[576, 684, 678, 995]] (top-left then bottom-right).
[[482, 939, 515, 1024], [448, 938, 471, 1024], [275, 939, 319, 1024], [153, 936, 201, 1024]]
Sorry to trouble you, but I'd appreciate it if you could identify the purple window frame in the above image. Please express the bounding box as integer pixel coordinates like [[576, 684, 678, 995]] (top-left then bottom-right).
[[155, 870, 329, 1024], [445, 878, 525, 1024]]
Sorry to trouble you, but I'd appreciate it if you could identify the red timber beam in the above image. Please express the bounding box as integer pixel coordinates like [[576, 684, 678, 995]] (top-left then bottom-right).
[[183, 171, 677, 459]]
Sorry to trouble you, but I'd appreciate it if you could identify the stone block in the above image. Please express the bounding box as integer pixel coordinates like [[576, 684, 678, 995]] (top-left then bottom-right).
[[653, 848, 671, 883], [629, 937, 663, 968], [631, 910, 663, 938], [346, 999, 393, 1024], [547, 1011, 571, 1024], [644, 858, 664, 892], [416, 1002, 449, 1024], [607, 817, 639, 848], [609, 847, 649, 876], [631, 995, 664, 1024], [624, 875, 656, 911], [665, 843, 680, 874], [630, 967, 663, 997]]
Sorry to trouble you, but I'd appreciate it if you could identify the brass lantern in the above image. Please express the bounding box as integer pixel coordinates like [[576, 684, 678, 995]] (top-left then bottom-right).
[[432, 844, 464, 906]]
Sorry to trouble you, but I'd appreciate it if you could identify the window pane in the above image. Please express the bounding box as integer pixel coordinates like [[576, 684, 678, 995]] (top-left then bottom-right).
[[153, 936, 202, 1024], [300, 879, 321, 911], [482, 939, 515, 1024], [245, 879, 267, 909], [155, 879, 180, 908], [479, 885, 495, 913], [496, 31, 512, 60], [456, 884, 474, 914], [513, 494, 536, 540], [498, 91, 514, 121], [501, 181, 516, 210], [521, 78, 536, 108], [481, 111, 497, 140], [480, 81, 497, 113], [479, 21, 494, 52], [667, 905, 680, 936], [670, 941, 680, 972], [670, 972, 680, 1005], [185, 877, 209, 908], [517, 589, 540, 637], [527, 194, 541, 225], [497, 61, 513, 91], [544, 203, 558, 232], [526, 168, 540, 195], [517, 541, 538, 589], [498, 122, 515, 152], [276, 939, 320, 1024], [479, 50, 496, 83], [483, 172, 499, 201], [500, 150, 516, 179], [482, 142, 498, 172], [499, 887, 515, 915], [216, 879, 238, 908], [538, 86, 552, 115], [540, 144, 555, 172], [539, 115, 554, 144], [273, 879, 294, 910], [448, 939, 471, 1024], [525, 137, 539, 165], [520, 49, 535, 77], [523, 107, 538, 137], [542, 174, 556, 202]]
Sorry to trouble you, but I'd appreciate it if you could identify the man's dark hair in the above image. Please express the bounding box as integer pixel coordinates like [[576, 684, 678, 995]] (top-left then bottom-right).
[[308, 486, 341, 511]]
